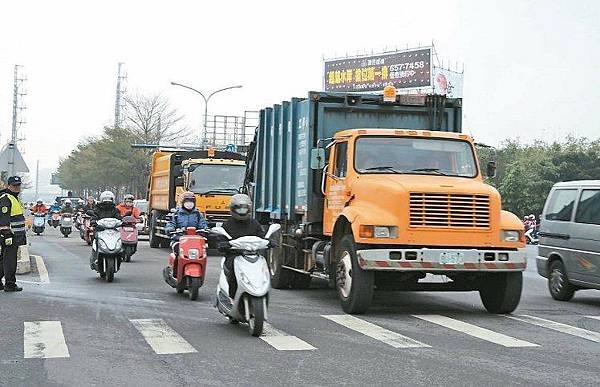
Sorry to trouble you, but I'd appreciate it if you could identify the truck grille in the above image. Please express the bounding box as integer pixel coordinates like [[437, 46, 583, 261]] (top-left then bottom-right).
[[205, 211, 229, 222], [409, 193, 490, 229]]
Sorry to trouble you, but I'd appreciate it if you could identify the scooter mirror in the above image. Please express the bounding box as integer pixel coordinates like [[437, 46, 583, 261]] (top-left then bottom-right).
[[211, 226, 232, 240], [264, 223, 281, 239]]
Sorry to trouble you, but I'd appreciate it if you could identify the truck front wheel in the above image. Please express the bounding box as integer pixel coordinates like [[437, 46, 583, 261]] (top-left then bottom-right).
[[268, 244, 291, 289], [149, 210, 162, 248], [336, 234, 374, 314], [479, 272, 522, 314]]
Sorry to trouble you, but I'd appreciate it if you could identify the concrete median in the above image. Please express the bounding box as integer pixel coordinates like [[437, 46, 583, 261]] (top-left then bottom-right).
[[16, 245, 31, 274]]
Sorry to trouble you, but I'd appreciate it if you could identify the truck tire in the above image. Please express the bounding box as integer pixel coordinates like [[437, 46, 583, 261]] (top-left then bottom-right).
[[548, 260, 575, 301], [289, 272, 312, 289], [268, 244, 291, 289], [479, 272, 522, 314], [336, 234, 374, 314], [149, 210, 161, 248]]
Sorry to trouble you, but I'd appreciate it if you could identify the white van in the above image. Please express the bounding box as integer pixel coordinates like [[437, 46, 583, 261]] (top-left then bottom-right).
[[537, 180, 600, 300]]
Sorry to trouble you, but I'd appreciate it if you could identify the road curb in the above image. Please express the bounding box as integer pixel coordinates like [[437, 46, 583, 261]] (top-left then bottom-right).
[[16, 245, 31, 274]]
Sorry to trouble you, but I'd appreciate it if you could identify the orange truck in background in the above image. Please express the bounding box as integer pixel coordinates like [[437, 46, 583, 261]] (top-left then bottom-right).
[[147, 149, 246, 248], [246, 91, 525, 314]]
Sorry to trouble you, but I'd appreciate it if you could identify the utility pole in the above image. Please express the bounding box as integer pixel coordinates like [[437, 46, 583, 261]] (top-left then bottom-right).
[[9, 65, 27, 177], [35, 160, 39, 199], [114, 62, 127, 129]]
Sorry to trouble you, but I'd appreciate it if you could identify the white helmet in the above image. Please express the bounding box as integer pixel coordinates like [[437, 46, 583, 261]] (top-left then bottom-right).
[[100, 191, 115, 203], [230, 194, 252, 221], [36, 198, 43, 204]]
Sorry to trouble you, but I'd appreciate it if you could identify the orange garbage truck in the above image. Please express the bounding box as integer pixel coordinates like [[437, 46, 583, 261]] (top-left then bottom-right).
[[245, 91, 525, 314], [147, 149, 246, 248]]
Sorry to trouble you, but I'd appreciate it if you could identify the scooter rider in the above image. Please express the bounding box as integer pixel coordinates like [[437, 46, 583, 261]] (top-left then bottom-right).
[[90, 191, 121, 221], [217, 194, 265, 299], [116, 194, 141, 219], [83, 196, 95, 213], [31, 199, 48, 215], [61, 199, 74, 214], [164, 192, 207, 274]]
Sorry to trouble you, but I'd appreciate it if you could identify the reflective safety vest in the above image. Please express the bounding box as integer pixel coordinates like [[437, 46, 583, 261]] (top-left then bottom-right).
[[0, 193, 26, 234]]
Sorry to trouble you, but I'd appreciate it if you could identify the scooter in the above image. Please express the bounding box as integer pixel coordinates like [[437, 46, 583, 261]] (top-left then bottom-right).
[[33, 213, 46, 235], [90, 217, 123, 282], [163, 227, 208, 300], [213, 223, 280, 337], [525, 226, 539, 245], [50, 211, 60, 228], [81, 214, 94, 246], [120, 215, 139, 262], [60, 213, 73, 237]]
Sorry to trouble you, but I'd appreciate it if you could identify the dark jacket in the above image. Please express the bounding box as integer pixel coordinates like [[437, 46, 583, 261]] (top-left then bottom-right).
[[217, 218, 265, 254], [91, 202, 121, 221], [61, 204, 74, 214], [165, 207, 208, 241]]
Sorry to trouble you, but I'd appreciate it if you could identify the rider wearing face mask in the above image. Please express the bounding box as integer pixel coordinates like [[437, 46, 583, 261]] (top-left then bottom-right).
[[116, 194, 141, 219], [164, 192, 207, 275]]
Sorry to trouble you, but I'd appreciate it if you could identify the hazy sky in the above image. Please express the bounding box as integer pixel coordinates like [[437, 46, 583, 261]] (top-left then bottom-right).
[[1, 0, 599, 172]]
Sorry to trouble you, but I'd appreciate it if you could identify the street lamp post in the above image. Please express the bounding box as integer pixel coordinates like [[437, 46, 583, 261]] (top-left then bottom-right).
[[170, 82, 242, 148]]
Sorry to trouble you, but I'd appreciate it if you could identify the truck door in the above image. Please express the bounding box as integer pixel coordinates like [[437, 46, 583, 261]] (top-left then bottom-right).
[[323, 141, 348, 235]]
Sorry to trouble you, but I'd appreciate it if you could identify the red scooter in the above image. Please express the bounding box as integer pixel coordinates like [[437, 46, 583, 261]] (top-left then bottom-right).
[[120, 215, 139, 262], [82, 214, 94, 246], [162, 227, 208, 300]]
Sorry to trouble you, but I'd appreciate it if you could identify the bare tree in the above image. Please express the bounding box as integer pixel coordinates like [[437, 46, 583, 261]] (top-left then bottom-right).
[[124, 93, 191, 145]]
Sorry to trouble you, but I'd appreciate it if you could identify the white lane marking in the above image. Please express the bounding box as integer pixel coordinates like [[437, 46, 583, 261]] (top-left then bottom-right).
[[508, 315, 600, 343], [322, 315, 430, 348], [24, 321, 70, 359], [130, 319, 197, 354], [34, 255, 49, 283], [585, 316, 600, 321], [413, 315, 538, 348], [260, 323, 316, 351]]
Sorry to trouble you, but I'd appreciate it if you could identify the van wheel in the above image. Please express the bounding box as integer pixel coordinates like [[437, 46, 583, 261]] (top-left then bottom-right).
[[149, 211, 161, 248], [479, 272, 522, 314], [548, 260, 575, 301], [336, 234, 374, 314], [268, 243, 291, 289]]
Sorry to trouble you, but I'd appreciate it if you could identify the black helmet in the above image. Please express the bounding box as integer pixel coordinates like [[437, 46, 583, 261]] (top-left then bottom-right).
[[230, 194, 252, 221]]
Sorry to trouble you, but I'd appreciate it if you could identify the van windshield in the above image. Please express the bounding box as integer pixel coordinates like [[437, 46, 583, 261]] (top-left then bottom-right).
[[354, 137, 478, 177], [187, 164, 245, 194]]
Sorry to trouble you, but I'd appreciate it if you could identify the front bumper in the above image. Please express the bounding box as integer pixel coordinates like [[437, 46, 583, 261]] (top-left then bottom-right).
[[536, 255, 549, 278], [357, 247, 526, 271]]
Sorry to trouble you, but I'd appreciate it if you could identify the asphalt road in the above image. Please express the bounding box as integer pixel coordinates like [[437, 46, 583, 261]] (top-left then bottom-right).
[[1, 228, 600, 386]]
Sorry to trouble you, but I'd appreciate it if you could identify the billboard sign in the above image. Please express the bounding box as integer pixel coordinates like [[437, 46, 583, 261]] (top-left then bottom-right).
[[432, 67, 463, 98], [324, 48, 432, 92]]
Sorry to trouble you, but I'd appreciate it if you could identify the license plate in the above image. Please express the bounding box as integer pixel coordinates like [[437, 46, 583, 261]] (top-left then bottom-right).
[[439, 252, 464, 265]]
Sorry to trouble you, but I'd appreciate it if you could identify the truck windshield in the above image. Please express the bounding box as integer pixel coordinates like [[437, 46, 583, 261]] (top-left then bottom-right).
[[187, 164, 246, 194], [355, 137, 477, 177]]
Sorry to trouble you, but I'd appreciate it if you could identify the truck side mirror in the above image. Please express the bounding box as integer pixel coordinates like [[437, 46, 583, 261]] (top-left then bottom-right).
[[310, 148, 326, 170], [486, 161, 497, 178], [174, 176, 184, 187]]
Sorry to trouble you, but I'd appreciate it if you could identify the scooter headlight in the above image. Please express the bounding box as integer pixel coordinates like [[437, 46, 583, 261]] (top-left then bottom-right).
[[99, 239, 108, 250], [188, 248, 200, 260]]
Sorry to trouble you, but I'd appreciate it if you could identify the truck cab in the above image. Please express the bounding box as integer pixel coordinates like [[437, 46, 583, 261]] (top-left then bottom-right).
[[147, 149, 246, 248]]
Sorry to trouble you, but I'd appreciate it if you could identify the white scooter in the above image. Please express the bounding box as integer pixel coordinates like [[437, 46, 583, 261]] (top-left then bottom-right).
[[213, 223, 280, 337], [90, 217, 123, 282], [32, 213, 46, 235], [525, 226, 539, 245]]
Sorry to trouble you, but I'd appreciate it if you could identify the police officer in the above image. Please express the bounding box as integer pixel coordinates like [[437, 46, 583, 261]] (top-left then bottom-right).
[[0, 176, 26, 292]]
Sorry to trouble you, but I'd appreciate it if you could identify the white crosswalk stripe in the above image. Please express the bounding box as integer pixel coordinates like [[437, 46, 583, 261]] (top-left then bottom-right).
[[322, 315, 430, 348], [585, 316, 600, 322], [260, 323, 316, 351], [413, 315, 539, 347], [130, 319, 197, 354], [508, 315, 600, 343], [24, 321, 70, 359]]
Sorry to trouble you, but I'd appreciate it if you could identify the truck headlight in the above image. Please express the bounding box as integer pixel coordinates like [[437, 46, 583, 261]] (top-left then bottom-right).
[[501, 230, 520, 242], [359, 225, 397, 238]]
